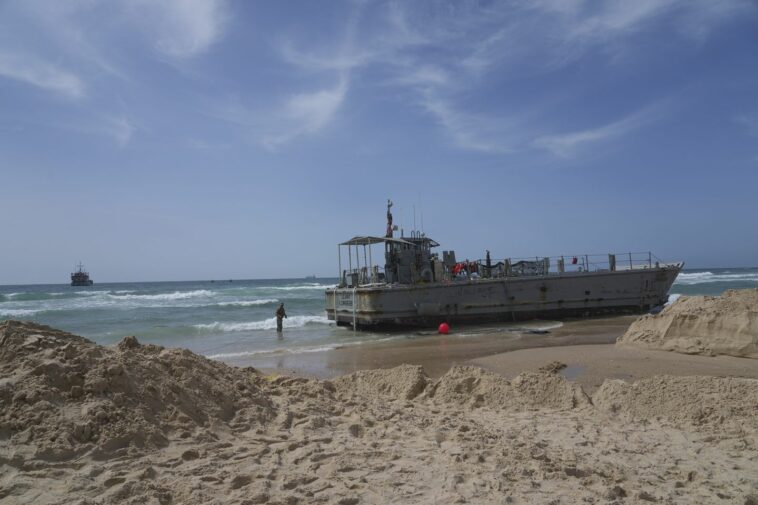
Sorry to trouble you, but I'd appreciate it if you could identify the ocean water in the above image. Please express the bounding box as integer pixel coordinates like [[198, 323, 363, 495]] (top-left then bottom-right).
[[0, 279, 346, 360], [1, 268, 755, 362], [666, 267, 758, 304]]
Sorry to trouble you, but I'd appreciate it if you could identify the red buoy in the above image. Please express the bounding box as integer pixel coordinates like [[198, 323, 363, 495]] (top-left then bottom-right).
[[438, 322, 450, 334]]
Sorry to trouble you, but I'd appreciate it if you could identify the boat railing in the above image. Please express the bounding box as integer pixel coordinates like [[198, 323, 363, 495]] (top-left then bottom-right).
[[469, 251, 667, 278], [341, 265, 386, 287], [336, 251, 675, 288], [438, 251, 670, 282]]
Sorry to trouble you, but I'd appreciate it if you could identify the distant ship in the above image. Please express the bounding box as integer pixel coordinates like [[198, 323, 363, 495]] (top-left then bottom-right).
[[305, 275, 317, 280], [70, 262, 94, 286], [325, 201, 683, 328]]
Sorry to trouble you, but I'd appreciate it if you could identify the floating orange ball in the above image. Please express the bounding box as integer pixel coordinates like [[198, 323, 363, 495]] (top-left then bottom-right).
[[438, 322, 450, 334]]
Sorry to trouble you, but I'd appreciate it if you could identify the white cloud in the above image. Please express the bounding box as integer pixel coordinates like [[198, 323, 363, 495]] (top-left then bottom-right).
[[392, 65, 450, 87], [0, 52, 84, 99], [251, 4, 368, 149], [570, 1, 677, 38], [421, 95, 511, 154], [106, 116, 137, 147], [532, 106, 661, 157], [286, 80, 348, 132], [132, 0, 229, 58], [201, 0, 754, 153], [352, 1, 747, 154], [280, 40, 371, 72], [534, 0, 756, 67], [673, 0, 753, 41], [262, 76, 349, 150]]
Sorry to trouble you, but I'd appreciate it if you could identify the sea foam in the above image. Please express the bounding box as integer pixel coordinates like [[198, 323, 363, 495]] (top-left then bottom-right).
[[110, 290, 216, 301], [207, 345, 339, 360], [0, 308, 40, 317], [269, 284, 334, 291], [216, 299, 279, 307], [195, 315, 333, 332], [675, 271, 758, 285]]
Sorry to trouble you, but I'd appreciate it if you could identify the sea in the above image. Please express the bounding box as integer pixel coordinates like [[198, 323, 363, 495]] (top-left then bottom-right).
[[1, 268, 756, 363]]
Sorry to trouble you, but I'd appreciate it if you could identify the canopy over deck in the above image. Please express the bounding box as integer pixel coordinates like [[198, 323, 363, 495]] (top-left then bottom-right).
[[339, 236, 415, 246]]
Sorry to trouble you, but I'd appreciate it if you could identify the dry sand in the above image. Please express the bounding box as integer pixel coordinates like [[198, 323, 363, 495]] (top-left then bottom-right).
[[2, 319, 758, 504], [619, 289, 758, 358]]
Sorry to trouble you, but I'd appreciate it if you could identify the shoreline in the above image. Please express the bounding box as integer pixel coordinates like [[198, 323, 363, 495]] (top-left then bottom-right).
[[236, 314, 758, 394], [231, 315, 638, 378]]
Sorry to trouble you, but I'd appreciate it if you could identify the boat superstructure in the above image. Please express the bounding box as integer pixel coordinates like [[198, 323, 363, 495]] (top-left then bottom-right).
[[70, 262, 94, 286], [325, 201, 682, 328]]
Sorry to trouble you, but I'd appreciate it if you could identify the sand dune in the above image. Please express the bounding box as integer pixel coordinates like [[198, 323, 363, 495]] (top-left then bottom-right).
[[1, 320, 757, 504], [619, 289, 758, 358]]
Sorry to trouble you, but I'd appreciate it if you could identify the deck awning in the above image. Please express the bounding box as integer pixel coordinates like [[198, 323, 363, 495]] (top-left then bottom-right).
[[339, 236, 414, 246]]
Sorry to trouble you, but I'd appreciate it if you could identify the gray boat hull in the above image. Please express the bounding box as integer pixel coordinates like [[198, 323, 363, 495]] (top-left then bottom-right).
[[325, 264, 682, 328]]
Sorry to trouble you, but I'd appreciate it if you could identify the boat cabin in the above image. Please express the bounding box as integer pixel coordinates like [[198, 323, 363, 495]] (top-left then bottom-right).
[[338, 233, 441, 288]]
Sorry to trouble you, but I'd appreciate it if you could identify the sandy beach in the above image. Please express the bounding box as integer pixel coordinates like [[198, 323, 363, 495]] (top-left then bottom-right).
[[2, 304, 758, 504]]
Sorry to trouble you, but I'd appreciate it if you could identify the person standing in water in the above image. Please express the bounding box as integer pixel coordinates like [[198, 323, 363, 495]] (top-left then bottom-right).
[[275, 303, 287, 332]]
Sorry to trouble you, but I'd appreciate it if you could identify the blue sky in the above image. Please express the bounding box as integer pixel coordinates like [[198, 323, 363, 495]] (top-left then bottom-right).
[[1, 0, 757, 284]]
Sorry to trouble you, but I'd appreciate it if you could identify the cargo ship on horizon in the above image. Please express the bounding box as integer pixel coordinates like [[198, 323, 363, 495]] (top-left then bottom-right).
[[70, 262, 94, 286]]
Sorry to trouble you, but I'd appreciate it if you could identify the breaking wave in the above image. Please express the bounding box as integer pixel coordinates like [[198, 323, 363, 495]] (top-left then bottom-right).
[[110, 290, 215, 301], [206, 335, 400, 360], [2, 290, 131, 302], [1, 291, 89, 302], [675, 271, 758, 285], [195, 315, 333, 332], [269, 284, 334, 291], [208, 345, 339, 360], [216, 299, 279, 307], [666, 293, 681, 305], [0, 308, 40, 317]]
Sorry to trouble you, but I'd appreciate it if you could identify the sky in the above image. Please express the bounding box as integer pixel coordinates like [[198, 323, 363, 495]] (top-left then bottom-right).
[[1, 0, 757, 284]]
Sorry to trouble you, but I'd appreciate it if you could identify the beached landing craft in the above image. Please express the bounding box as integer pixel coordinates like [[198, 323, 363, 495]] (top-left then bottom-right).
[[325, 201, 683, 328]]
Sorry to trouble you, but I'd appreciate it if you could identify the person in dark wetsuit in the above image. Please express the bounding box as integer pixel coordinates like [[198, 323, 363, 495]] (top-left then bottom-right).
[[276, 303, 287, 332]]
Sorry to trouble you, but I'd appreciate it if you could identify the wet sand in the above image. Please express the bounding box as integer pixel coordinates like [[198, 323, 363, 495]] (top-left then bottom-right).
[[243, 315, 638, 378], [242, 315, 758, 393], [472, 344, 758, 394]]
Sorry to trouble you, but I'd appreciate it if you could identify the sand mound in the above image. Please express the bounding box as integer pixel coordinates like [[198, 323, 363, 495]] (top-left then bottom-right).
[[427, 365, 590, 411], [332, 364, 430, 400], [593, 375, 758, 443], [0, 320, 274, 462], [618, 289, 758, 358], [3, 322, 758, 504], [332, 364, 590, 411]]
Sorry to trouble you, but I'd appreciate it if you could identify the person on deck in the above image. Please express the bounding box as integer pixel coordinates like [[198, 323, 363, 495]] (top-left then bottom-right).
[[276, 303, 287, 332]]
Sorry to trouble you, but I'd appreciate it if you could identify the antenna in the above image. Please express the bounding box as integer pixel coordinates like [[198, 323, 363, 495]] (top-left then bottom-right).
[[415, 192, 425, 235], [413, 205, 416, 233], [418, 191, 424, 235]]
